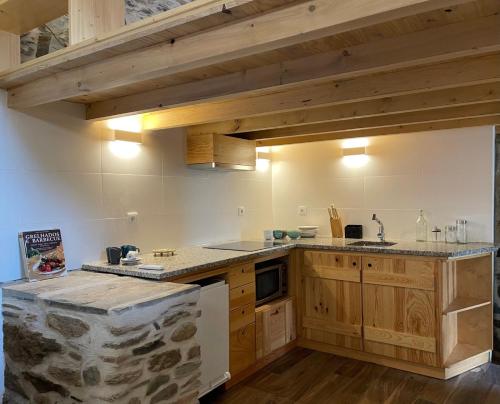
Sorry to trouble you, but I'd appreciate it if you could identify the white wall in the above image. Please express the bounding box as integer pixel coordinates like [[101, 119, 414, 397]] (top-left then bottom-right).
[[272, 127, 495, 242], [0, 90, 273, 390]]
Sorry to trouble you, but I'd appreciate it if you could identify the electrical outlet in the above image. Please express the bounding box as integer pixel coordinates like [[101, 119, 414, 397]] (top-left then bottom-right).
[[238, 206, 246, 216], [298, 206, 307, 216], [127, 211, 138, 223]]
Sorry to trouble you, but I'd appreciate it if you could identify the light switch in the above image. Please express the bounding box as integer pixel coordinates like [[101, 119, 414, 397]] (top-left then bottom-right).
[[298, 206, 307, 216], [238, 206, 246, 216]]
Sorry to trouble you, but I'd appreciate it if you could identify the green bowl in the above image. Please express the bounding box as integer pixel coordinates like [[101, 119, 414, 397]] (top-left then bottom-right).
[[287, 230, 300, 239], [273, 230, 286, 239]]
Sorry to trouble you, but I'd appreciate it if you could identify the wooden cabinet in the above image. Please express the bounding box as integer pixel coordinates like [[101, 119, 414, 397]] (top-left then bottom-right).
[[230, 323, 256, 375], [362, 256, 438, 366], [230, 303, 255, 332], [301, 251, 363, 351], [440, 254, 493, 376], [186, 133, 256, 169], [229, 282, 256, 309], [228, 262, 255, 288], [298, 250, 494, 379], [255, 297, 296, 359], [229, 262, 256, 376]]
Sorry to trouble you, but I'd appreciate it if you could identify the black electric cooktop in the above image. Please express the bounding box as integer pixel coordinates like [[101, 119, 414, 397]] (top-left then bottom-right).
[[204, 241, 283, 252]]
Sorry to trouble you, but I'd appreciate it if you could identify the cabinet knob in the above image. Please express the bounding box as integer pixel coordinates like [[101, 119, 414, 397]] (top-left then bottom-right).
[[241, 268, 244, 273], [241, 289, 245, 294], [353, 262, 357, 267], [368, 263, 372, 268]]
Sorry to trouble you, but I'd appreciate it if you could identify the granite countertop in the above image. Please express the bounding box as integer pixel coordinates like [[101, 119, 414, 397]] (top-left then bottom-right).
[[293, 238, 498, 257], [2, 271, 197, 314], [82, 244, 295, 280], [81, 239, 497, 281]]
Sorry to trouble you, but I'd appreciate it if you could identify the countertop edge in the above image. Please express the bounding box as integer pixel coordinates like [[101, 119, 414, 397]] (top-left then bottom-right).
[[81, 242, 497, 281]]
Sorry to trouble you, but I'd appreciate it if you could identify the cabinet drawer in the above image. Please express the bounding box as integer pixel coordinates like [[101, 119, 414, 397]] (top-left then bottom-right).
[[362, 256, 389, 272], [303, 251, 361, 282], [230, 322, 256, 375], [230, 303, 255, 332], [228, 262, 255, 288], [229, 282, 256, 309], [363, 257, 435, 291]]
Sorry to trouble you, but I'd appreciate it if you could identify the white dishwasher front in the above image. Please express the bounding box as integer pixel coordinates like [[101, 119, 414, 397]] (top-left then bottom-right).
[[194, 278, 230, 397]]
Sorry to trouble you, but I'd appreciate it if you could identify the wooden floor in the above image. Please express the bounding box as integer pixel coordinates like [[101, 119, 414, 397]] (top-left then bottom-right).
[[201, 348, 500, 404]]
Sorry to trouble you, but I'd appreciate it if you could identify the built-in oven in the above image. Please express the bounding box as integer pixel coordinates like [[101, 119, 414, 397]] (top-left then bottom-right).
[[255, 262, 287, 306]]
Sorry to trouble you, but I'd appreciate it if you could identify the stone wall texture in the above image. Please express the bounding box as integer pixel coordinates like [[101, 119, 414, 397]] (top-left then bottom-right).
[[2, 288, 201, 403], [20, 0, 192, 62]]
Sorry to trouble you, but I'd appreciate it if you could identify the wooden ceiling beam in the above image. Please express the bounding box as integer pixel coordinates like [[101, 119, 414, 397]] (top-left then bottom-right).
[[237, 102, 500, 140], [5, 0, 471, 109], [255, 116, 500, 146], [87, 13, 500, 120], [0, 0, 290, 84], [187, 83, 500, 135], [0, 0, 67, 35], [142, 53, 500, 130]]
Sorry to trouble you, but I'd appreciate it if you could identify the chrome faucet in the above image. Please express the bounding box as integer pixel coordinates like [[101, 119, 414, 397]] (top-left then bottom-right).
[[372, 214, 385, 242]]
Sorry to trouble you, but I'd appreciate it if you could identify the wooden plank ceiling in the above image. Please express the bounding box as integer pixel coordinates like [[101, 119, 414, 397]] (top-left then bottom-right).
[[0, 0, 499, 145]]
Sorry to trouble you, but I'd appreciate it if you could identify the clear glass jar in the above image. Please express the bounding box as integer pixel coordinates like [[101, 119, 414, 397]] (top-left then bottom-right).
[[445, 225, 457, 243], [456, 219, 467, 244], [416, 209, 428, 242]]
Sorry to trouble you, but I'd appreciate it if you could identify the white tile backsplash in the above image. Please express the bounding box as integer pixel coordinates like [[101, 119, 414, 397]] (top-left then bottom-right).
[[272, 127, 495, 242], [0, 92, 273, 284]]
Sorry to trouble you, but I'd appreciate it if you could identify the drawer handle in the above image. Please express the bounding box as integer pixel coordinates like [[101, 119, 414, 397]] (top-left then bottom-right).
[[241, 309, 245, 314], [335, 258, 339, 263], [271, 309, 280, 316], [241, 268, 245, 273]]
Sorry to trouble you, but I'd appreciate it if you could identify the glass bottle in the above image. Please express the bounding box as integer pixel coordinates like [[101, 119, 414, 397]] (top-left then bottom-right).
[[445, 225, 457, 243], [456, 219, 467, 244], [416, 209, 428, 242]]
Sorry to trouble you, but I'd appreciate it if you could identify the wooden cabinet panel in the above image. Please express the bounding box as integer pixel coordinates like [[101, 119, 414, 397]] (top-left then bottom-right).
[[256, 297, 296, 359], [302, 275, 363, 350], [186, 133, 256, 167], [362, 283, 438, 366], [363, 257, 435, 291], [303, 251, 361, 282], [229, 282, 256, 309], [230, 322, 256, 375], [230, 303, 255, 332], [228, 262, 254, 288]]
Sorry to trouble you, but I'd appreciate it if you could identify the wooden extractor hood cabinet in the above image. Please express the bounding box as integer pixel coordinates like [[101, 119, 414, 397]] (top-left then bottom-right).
[[186, 133, 256, 171]]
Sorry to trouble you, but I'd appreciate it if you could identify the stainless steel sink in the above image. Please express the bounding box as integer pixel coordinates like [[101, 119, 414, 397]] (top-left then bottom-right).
[[348, 241, 397, 247]]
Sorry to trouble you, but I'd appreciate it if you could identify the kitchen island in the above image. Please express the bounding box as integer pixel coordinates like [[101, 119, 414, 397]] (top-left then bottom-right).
[[80, 239, 498, 383], [2, 272, 201, 404]]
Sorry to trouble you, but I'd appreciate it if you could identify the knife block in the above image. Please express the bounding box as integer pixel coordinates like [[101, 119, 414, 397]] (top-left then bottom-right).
[[330, 216, 344, 238]]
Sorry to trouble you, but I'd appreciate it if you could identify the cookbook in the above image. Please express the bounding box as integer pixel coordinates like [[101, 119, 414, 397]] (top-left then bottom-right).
[[19, 229, 67, 282]]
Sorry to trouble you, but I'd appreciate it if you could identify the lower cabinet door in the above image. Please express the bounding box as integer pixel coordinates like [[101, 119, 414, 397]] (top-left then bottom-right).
[[302, 276, 363, 351], [362, 284, 438, 366], [229, 323, 256, 375], [256, 297, 296, 359]]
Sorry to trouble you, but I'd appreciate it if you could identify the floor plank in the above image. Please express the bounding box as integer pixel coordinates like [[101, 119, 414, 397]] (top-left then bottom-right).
[[202, 349, 500, 404]]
